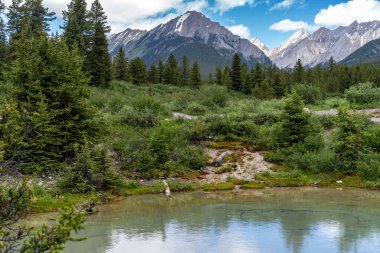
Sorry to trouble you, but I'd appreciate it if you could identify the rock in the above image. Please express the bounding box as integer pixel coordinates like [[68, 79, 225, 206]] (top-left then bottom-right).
[[215, 151, 231, 167], [336, 180, 343, 184]]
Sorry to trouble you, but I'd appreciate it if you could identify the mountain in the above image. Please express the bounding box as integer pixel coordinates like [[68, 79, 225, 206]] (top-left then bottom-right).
[[108, 11, 271, 76], [251, 37, 269, 56], [269, 28, 309, 58], [340, 38, 380, 65], [270, 21, 380, 69], [108, 28, 147, 55]]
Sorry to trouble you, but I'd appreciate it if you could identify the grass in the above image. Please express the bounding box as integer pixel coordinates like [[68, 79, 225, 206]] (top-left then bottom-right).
[[201, 182, 235, 191]]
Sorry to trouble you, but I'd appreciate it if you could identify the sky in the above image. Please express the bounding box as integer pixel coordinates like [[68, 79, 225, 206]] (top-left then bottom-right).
[[4, 0, 380, 49]]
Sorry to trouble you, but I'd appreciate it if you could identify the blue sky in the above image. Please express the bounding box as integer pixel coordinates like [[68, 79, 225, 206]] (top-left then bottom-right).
[[6, 0, 380, 49]]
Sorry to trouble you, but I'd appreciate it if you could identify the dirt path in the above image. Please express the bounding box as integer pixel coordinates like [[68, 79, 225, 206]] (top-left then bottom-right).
[[314, 108, 380, 124], [200, 145, 274, 183]]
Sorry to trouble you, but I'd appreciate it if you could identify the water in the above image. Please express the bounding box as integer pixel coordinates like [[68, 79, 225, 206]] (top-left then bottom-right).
[[33, 188, 380, 253]]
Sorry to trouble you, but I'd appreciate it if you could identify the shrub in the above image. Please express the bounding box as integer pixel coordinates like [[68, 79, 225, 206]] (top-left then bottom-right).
[[131, 95, 162, 113], [200, 85, 229, 107], [364, 125, 380, 152], [293, 84, 324, 104], [287, 151, 338, 173], [108, 94, 126, 113], [345, 82, 380, 104], [317, 115, 336, 129], [118, 106, 159, 128], [358, 153, 380, 181], [185, 102, 207, 115]]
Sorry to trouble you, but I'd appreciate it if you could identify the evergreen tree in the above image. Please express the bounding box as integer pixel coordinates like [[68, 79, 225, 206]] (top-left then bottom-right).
[[0, 0, 7, 69], [230, 53, 242, 91], [294, 58, 304, 84], [86, 0, 111, 87], [273, 73, 285, 98], [251, 63, 264, 88], [222, 66, 232, 88], [3, 35, 96, 172], [206, 73, 214, 85], [158, 59, 164, 83], [164, 53, 179, 85], [148, 64, 158, 84], [279, 93, 312, 148], [129, 57, 146, 84], [24, 0, 56, 36], [191, 61, 202, 88], [242, 73, 251, 95], [215, 66, 223, 85], [62, 0, 89, 54], [254, 78, 274, 100], [113, 47, 128, 81], [181, 55, 190, 86]]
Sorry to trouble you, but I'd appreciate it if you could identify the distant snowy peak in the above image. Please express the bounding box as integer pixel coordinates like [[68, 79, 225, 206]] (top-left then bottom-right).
[[269, 28, 309, 56], [251, 37, 269, 56], [175, 12, 192, 33], [108, 28, 147, 53]]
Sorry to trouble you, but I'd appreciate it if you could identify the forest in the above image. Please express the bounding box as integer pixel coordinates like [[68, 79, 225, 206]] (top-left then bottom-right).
[[0, 0, 380, 252]]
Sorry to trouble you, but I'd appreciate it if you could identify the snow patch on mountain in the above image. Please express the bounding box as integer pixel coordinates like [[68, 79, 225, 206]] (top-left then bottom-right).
[[251, 37, 269, 56]]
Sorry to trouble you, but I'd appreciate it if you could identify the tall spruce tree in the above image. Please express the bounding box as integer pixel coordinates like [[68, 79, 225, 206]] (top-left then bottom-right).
[[181, 55, 190, 86], [2, 35, 96, 172], [164, 53, 179, 85], [251, 63, 264, 88], [230, 53, 242, 91], [62, 0, 89, 54], [294, 59, 304, 84], [0, 0, 6, 68], [87, 0, 111, 87], [191, 61, 202, 88], [215, 66, 223, 85], [148, 64, 158, 84], [24, 0, 56, 36], [113, 47, 128, 81], [129, 57, 146, 84]]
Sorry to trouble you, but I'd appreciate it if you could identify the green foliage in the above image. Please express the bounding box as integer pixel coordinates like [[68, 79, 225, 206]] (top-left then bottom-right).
[[2, 35, 96, 173], [129, 57, 146, 84], [334, 109, 370, 172], [200, 85, 229, 107], [293, 84, 323, 104], [164, 53, 180, 85], [230, 53, 242, 91], [113, 47, 128, 81], [190, 61, 202, 88], [58, 144, 126, 194], [358, 153, 380, 181], [345, 82, 380, 104]]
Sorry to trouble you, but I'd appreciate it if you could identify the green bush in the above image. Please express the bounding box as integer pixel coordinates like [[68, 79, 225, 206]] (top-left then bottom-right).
[[293, 84, 324, 104], [108, 94, 126, 113], [364, 125, 380, 152], [358, 153, 380, 181], [185, 102, 207, 115], [345, 82, 380, 104], [131, 95, 162, 113], [317, 115, 336, 129], [118, 106, 159, 128], [287, 151, 338, 173], [200, 85, 229, 107]]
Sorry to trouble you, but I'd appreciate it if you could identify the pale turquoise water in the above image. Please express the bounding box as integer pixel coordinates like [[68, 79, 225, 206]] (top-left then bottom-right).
[[47, 188, 380, 253]]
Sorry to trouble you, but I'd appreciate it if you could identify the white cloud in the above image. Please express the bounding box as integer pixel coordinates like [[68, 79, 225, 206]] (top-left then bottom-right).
[[227, 24, 251, 38], [270, 0, 296, 11], [3, 0, 208, 33], [214, 0, 254, 13], [269, 19, 316, 32], [314, 0, 380, 27]]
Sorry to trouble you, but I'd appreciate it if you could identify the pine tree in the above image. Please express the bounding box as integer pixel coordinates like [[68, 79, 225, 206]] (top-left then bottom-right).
[[87, 0, 111, 87], [62, 0, 89, 54], [164, 53, 179, 85], [3, 35, 96, 172], [7, 0, 27, 36], [24, 0, 56, 36], [254, 78, 274, 100], [294, 58, 304, 84], [148, 64, 158, 84], [181, 55, 190, 86], [222, 66, 232, 88], [113, 47, 128, 81], [273, 73, 285, 98], [129, 57, 146, 85], [158, 59, 164, 83], [206, 73, 214, 85], [0, 0, 7, 71], [242, 73, 251, 94], [215, 66, 223, 85], [191, 61, 202, 88], [251, 63, 264, 88], [230, 53, 242, 91]]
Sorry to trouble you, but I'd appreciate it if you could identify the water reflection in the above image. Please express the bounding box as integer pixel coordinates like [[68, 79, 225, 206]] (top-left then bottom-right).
[[59, 188, 380, 253]]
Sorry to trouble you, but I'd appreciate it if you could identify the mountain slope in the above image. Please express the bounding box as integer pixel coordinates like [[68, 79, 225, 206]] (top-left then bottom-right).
[[251, 37, 269, 56], [340, 38, 380, 65], [270, 21, 380, 69], [108, 11, 271, 75], [108, 28, 147, 55]]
